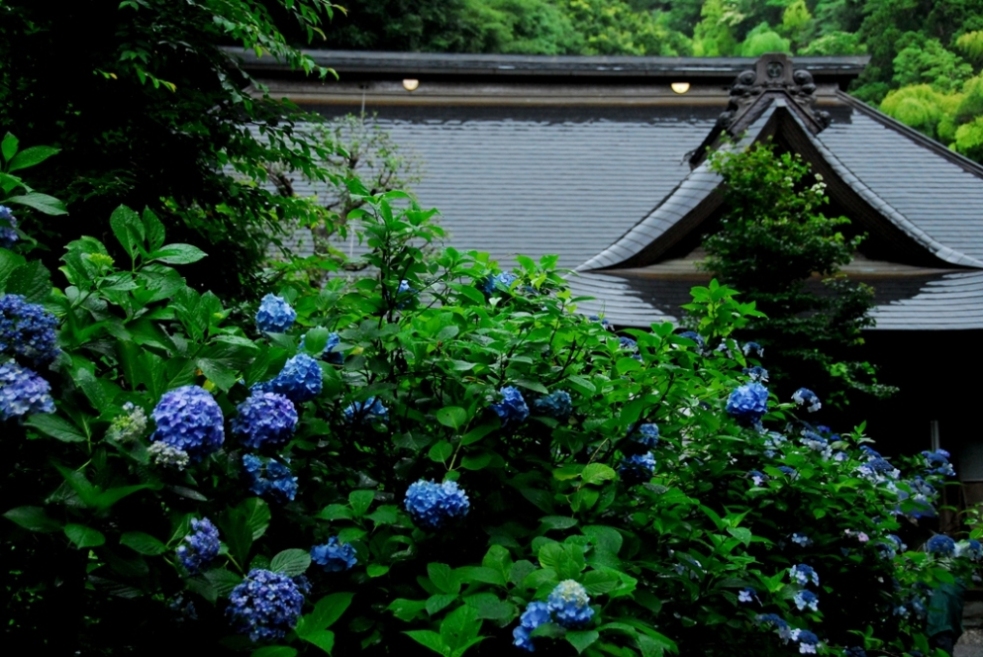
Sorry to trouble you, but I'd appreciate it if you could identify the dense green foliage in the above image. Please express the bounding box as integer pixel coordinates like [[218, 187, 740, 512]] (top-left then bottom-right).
[[700, 142, 892, 408], [1, 172, 976, 656]]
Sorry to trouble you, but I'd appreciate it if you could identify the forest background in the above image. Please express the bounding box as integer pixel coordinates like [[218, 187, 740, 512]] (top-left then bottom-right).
[[327, 0, 983, 164]]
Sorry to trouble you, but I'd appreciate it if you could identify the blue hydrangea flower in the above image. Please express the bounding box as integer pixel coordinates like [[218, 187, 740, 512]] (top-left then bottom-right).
[[512, 601, 551, 652], [343, 396, 389, 425], [743, 365, 769, 382], [778, 465, 798, 479], [899, 475, 938, 519], [300, 331, 343, 364], [791, 388, 821, 412], [481, 272, 518, 295], [630, 423, 659, 448], [927, 534, 956, 557], [176, 517, 220, 575], [789, 564, 819, 586], [748, 470, 768, 486], [588, 315, 612, 330], [150, 385, 224, 462], [756, 613, 788, 632], [859, 445, 882, 460], [743, 341, 764, 358], [0, 294, 60, 366], [242, 454, 298, 504], [547, 580, 594, 629], [921, 449, 956, 477], [0, 361, 55, 421], [677, 331, 705, 350], [791, 533, 812, 547], [227, 568, 304, 642], [619, 336, 638, 351], [619, 452, 656, 483], [793, 589, 819, 611], [726, 382, 769, 425], [533, 390, 573, 421], [491, 386, 529, 426], [255, 294, 296, 333], [264, 354, 323, 403], [397, 279, 412, 295], [790, 629, 819, 654], [0, 205, 18, 248], [404, 479, 470, 530], [311, 536, 357, 572], [232, 392, 298, 450], [958, 539, 983, 560], [738, 588, 756, 603]]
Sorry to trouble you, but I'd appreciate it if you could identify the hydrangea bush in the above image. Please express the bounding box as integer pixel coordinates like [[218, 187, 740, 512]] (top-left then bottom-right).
[[1, 193, 979, 656]]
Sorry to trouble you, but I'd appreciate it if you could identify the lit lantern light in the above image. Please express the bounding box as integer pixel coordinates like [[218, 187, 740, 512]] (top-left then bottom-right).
[[402, 79, 420, 92], [670, 81, 691, 94]]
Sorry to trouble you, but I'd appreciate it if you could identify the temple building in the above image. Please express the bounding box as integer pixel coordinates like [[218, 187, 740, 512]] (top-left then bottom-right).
[[242, 50, 983, 505]]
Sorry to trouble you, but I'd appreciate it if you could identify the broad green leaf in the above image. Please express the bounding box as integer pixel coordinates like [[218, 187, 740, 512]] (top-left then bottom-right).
[[440, 603, 482, 652], [204, 568, 243, 596], [405, 629, 447, 656], [515, 378, 548, 395], [300, 630, 334, 655], [428, 562, 459, 594], [367, 564, 390, 578], [349, 489, 375, 517], [455, 566, 505, 587], [1, 132, 19, 161], [540, 516, 578, 530], [24, 415, 85, 442], [428, 440, 454, 463], [251, 647, 297, 657], [5, 260, 51, 302], [243, 497, 271, 540], [436, 406, 467, 430], [566, 375, 596, 395], [150, 243, 207, 264], [298, 592, 353, 637], [271, 548, 311, 576], [464, 592, 516, 621], [8, 145, 60, 172], [566, 630, 600, 654], [460, 423, 495, 445], [109, 205, 144, 258], [460, 452, 493, 470], [318, 504, 352, 521], [64, 523, 106, 549], [726, 526, 752, 545], [3, 505, 61, 532], [581, 463, 617, 485], [389, 598, 428, 622], [120, 531, 167, 555], [427, 593, 457, 616], [141, 208, 166, 251]]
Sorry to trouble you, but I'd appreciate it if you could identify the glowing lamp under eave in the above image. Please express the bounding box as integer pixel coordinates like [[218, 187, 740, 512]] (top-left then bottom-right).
[[671, 81, 691, 94], [402, 79, 420, 92]]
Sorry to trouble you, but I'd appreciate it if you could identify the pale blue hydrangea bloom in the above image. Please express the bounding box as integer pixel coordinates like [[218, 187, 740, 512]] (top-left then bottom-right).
[[260, 354, 323, 403], [311, 537, 357, 572], [789, 564, 819, 586], [491, 386, 529, 426], [619, 452, 656, 483], [957, 539, 983, 560], [176, 517, 220, 575], [738, 588, 756, 603], [927, 534, 956, 557], [0, 361, 55, 420], [232, 392, 298, 449], [343, 396, 389, 425], [726, 382, 768, 425], [757, 614, 791, 642], [631, 423, 660, 448], [226, 569, 304, 642], [791, 533, 812, 547], [0, 205, 18, 248], [748, 470, 768, 486], [242, 454, 298, 504], [619, 336, 638, 351], [793, 590, 819, 611], [404, 479, 470, 530], [481, 272, 518, 295], [790, 628, 819, 654], [791, 388, 821, 413], [743, 365, 769, 382], [533, 390, 573, 421], [150, 385, 224, 462], [0, 293, 60, 366], [778, 466, 799, 479], [512, 601, 551, 652], [742, 341, 764, 358], [921, 449, 956, 477], [547, 580, 593, 629], [255, 294, 296, 333]]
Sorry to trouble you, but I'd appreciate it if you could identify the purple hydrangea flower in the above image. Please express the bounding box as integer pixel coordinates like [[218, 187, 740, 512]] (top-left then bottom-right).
[[176, 517, 220, 575], [0, 293, 60, 366], [533, 390, 573, 421], [0, 205, 17, 248], [227, 569, 304, 642], [232, 392, 298, 450], [726, 382, 769, 425], [404, 479, 470, 530], [927, 534, 956, 557], [547, 580, 593, 629], [631, 423, 659, 448], [619, 452, 656, 484], [491, 386, 529, 426], [150, 385, 224, 462], [343, 396, 389, 424], [242, 454, 298, 504], [255, 294, 296, 333], [264, 354, 323, 403], [512, 600, 551, 652], [0, 361, 55, 420], [791, 388, 821, 413], [311, 536, 357, 572]]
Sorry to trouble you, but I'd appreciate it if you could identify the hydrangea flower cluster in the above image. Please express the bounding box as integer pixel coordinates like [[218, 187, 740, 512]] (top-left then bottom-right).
[[631, 423, 659, 448], [857, 456, 900, 482], [232, 392, 298, 449], [588, 314, 612, 330], [619, 336, 638, 351], [897, 475, 937, 518], [921, 449, 956, 476], [726, 382, 769, 425], [300, 331, 343, 364], [532, 390, 572, 421], [547, 580, 594, 628], [619, 452, 656, 483], [748, 470, 768, 486], [148, 441, 190, 470], [0, 205, 18, 248], [512, 601, 551, 652], [226, 569, 304, 642], [481, 272, 518, 295], [778, 465, 799, 479], [0, 361, 55, 420], [677, 330, 705, 350], [311, 537, 357, 572], [789, 628, 820, 654], [743, 365, 769, 382], [255, 294, 296, 333], [491, 386, 529, 426], [791, 388, 821, 412], [927, 534, 956, 557], [958, 539, 983, 560], [257, 354, 323, 403], [738, 588, 756, 603], [799, 431, 831, 459], [176, 518, 220, 575], [791, 533, 812, 547], [242, 455, 298, 504], [105, 402, 148, 443], [742, 341, 764, 357], [150, 385, 224, 462], [0, 293, 60, 366], [789, 564, 819, 586], [757, 614, 792, 643], [404, 479, 470, 530], [793, 589, 819, 611], [343, 396, 389, 425]]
